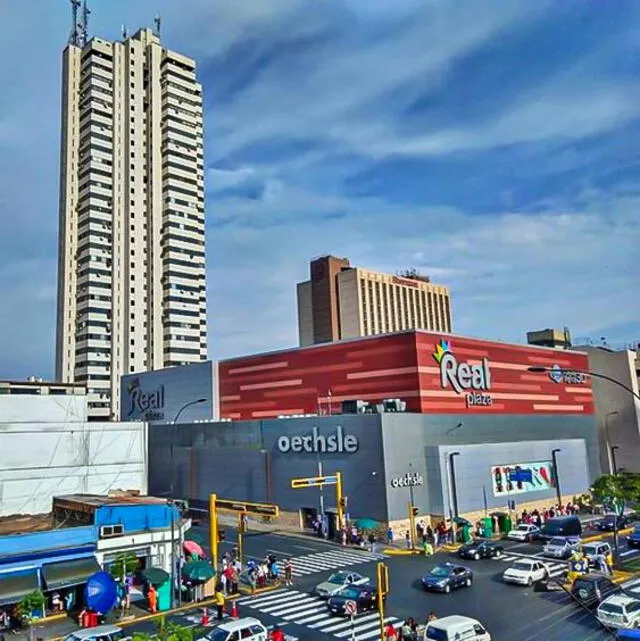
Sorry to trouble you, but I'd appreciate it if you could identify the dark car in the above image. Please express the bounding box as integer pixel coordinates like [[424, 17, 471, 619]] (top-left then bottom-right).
[[595, 514, 630, 532], [570, 574, 621, 609], [536, 515, 582, 542], [327, 584, 380, 616], [421, 563, 473, 594], [627, 526, 640, 548], [458, 540, 504, 561]]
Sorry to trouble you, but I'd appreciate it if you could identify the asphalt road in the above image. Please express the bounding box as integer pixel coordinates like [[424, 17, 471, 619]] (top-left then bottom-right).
[[149, 525, 640, 641]]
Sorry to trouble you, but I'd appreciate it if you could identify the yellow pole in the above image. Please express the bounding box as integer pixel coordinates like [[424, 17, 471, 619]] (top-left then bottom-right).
[[336, 472, 344, 530], [209, 493, 218, 572], [408, 501, 416, 549], [377, 562, 386, 641], [238, 512, 244, 566]]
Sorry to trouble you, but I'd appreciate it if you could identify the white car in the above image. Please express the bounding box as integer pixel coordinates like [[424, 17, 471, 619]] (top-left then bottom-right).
[[314, 571, 369, 598], [202, 618, 269, 641], [507, 523, 540, 542], [597, 594, 640, 630], [502, 559, 549, 586], [65, 627, 128, 641], [425, 615, 491, 640], [543, 536, 581, 559], [581, 541, 612, 566]]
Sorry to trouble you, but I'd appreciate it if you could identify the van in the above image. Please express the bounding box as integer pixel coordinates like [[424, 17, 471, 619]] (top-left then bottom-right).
[[537, 515, 582, 541], [424, 615, 491, 640]]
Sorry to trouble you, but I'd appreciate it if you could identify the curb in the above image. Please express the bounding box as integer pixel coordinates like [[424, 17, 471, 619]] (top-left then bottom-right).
[[383, 548, 422, 556], [581, 527, 633, 543], [238, 582, 282, 596]]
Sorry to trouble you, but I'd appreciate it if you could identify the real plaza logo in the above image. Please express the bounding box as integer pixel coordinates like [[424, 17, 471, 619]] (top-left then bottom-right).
[[126, 377, 165, 420], [433, 339, 493, 407]]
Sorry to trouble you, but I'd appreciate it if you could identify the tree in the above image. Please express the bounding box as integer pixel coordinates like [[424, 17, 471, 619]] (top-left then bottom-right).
[[16, 590, 46, 641], [591, 473, 640, 512], [155, 619, 194, 641], [109, 551, 140, 580]]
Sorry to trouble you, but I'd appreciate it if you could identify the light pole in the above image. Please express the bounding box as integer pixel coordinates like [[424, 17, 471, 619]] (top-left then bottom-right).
[[170, 398, 207, 497], [317, 453, 326, 537], [448, 452, 461, 519], [167, 498, 177, 608], [551, 449, 562, 508], [446, 422, 463, 435], [605, 410, 620, 475], [259, 448, 272, 503], [611, 446, 620, 476], [527, 366, 640, 402]]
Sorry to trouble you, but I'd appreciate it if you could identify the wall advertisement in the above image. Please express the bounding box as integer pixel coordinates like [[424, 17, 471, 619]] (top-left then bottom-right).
[[491, 461, 555, 497]]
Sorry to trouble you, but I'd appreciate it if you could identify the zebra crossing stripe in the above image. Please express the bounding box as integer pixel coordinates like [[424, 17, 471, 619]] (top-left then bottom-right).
[[260, 595, 317, 614], [281, 605, 327, 620], [262, 598, 321, 616], [294, 611, 333, 625], [238, 590, 300, 606], [318, 612, 379, 633], [334, 617, 397, 638]]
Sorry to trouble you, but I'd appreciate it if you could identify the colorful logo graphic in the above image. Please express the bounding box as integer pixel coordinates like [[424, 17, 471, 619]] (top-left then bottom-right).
[[549, 365, 564, 384], [126, 378, 165, 419], [432, 339, 451, 365]]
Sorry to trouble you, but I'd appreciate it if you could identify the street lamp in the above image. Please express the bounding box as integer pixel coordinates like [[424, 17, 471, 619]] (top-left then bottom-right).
[[446, 422, 464, 435], [170, 398, 207, 497], [605, 410, 620, 475], [448, 452, 461, 519], [259, 448, 272, 503], [526, 366, 640, 402], [551, 449, 562, 508], [173, 398, 207, 424], [611, 446, 620, 476]]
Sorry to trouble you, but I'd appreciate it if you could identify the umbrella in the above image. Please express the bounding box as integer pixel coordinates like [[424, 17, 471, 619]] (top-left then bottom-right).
[[354, 518, 378, 530], [182, 560, 215, 583], [141, 567, 170, 586], [84, 571, 118, 614], [183, 540, 205, 558]]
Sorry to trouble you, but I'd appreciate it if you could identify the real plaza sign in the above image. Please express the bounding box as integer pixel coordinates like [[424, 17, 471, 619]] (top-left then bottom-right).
[[277, 426, 359, 454], [125, 377, 166, 421], [433, 339, 493, 407]]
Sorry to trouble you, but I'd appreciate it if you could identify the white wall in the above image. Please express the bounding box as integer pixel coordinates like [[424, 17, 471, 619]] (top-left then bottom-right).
[[578, 346, 640, 474], [0, 395, 147, 516]]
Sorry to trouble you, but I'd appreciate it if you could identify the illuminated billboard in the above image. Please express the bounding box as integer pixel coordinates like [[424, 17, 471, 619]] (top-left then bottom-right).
[[490, 461, 555, 497]]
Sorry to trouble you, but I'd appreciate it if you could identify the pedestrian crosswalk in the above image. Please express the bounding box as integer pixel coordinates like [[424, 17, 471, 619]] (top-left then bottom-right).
[[275, 549, 385, 577], [492, 551, 568, 578], [621, 577, 640, 598], [237, 588, 401, 640]]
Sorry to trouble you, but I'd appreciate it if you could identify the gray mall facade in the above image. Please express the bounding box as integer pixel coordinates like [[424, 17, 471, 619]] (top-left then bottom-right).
[[148, 413, 598, 524]]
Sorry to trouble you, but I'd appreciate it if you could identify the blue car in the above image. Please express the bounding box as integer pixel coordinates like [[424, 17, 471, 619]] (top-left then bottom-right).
[[421, 563, 473, 594], [627, 526, 640, 549]]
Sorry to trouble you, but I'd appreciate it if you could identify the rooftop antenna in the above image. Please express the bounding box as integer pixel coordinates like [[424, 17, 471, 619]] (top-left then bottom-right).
[[154, 14, 161, 37], [80, 0, 90, 46], [121, 24, 128, 40], [69, 0, 81, 46]]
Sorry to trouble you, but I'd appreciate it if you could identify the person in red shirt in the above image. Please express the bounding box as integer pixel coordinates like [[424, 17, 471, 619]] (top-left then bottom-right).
[[270, 626, 285, 641], [385, 622, 397, 641]]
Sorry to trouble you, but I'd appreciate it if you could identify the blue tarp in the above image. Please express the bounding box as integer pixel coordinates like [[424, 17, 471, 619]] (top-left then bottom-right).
[[617, 629, 640, 640]]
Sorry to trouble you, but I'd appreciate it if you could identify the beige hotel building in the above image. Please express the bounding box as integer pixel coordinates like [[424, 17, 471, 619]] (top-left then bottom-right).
[[55, 17, 207, 420], [297, 255, 452, 347]]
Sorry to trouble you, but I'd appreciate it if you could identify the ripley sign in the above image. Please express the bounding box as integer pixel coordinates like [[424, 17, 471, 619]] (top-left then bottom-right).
[[433, 339, 493, 407], [277, 426, 359, 454]]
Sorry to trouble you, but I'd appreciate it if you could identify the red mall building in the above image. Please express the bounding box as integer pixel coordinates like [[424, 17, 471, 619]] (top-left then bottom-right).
[[218, 330, 594, 420]]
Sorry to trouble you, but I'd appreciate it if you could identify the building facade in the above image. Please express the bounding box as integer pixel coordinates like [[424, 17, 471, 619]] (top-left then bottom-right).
[[56, 22, 207, 420], [575, 345, 640, 474], [216, 330, 594, 420], [297, 256, 452, 347], [0, 393, 146, 516], [148, 414, 595, 532]]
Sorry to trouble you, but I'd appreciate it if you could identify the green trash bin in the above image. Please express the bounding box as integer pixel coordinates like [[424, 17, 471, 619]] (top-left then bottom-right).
[[503, 515, 513, 534], [481, 517, 493, 538], [495, 513, 509, 533], [461, 524, 472, 543]]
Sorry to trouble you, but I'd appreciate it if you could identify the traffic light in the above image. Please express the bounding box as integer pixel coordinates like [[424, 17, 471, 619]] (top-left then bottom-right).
[[411, 506, 419, 517], [218, 529, 225, 541]]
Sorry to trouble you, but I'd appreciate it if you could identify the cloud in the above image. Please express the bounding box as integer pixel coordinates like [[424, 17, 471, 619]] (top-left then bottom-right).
[[0, 0, 639, 379]]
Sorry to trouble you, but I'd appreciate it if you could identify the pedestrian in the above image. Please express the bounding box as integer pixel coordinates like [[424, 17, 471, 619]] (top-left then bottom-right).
[[271, 625, 285, 641], [384, 621, 397, 641], [284, 559, 293, 587], [368, 532, 376, 553], [147, 585, 157, 614], [219, 570, 228, 596], [423, 539, 433, 556], [405, 531, 411, 549], [387, 527, 393, 545], [215, 589, 225, 620]]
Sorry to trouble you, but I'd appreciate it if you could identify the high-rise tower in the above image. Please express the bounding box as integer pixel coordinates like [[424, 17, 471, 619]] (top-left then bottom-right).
[[56, 2, 207, 420]]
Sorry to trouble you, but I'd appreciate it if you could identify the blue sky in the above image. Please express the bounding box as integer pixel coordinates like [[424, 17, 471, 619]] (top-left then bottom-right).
[[0, 0, 639, 379]]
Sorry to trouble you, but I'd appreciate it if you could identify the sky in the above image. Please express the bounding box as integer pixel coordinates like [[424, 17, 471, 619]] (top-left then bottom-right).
[[0, 0, 639, 379]]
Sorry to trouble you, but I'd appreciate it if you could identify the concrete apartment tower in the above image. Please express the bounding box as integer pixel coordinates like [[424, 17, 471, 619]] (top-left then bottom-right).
[[55, 2, 207, 420]]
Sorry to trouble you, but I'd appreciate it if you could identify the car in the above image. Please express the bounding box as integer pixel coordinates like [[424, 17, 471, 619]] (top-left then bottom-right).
[[537, 515, 582, 541], [424, 615, 491, 641], [570, 574, 621, 609], [627, 526, 640, 548], [507, 523, 540, 542], [543, 536, 581, 559], [502, 558, 549, 586], [64, 627, 128, 641], [421, 563, 473, 594], [314, 571, 369, 598], [202, 619, 269, 641], [594, 514, 631, 532], [327, 584, 380, 616], [458, 540, 504, 560], [581, 541, 612, 566], [597, 594, 640, 630]]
